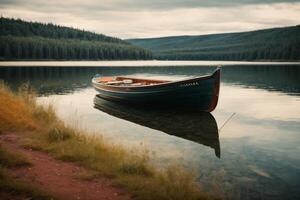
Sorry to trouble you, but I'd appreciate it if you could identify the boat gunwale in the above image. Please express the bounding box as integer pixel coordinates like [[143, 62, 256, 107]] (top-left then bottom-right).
[[92, 68, 221, 89]]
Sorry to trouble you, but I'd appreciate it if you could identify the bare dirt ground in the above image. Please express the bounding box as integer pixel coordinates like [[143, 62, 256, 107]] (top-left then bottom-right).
[[0, 132, 132, 200]]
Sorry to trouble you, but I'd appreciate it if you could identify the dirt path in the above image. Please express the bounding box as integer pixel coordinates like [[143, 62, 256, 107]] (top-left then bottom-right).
[[0, 133, 131, 200]]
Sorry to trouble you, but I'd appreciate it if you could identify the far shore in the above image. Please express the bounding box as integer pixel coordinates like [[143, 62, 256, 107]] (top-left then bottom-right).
[[0, 60, 300, 67]]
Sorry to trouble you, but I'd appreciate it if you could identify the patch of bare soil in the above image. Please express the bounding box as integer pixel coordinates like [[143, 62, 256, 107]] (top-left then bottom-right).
[[0, 133, 131, 200]]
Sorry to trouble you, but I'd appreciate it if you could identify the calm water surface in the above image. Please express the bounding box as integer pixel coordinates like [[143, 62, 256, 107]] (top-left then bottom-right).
[[1, 61, 300, 200]]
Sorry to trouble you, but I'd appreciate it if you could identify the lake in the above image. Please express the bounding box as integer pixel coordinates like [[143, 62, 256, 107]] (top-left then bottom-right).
[[1, 61, 300, 200]]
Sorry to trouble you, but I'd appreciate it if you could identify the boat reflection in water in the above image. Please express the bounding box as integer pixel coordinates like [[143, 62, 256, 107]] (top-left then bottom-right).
[[94, 95, 221, 158]]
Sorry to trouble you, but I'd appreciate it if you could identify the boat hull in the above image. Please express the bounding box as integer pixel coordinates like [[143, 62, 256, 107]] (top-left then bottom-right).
[[92, 68, 220, 112]]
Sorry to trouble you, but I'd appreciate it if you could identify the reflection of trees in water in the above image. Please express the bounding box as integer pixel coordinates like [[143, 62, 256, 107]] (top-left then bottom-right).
[[0, 67, 97, 94], [0, 66, 212, 95], [0, 65, 299, 95], [94, 96, 220, 158], [221, 65, 300, 94]]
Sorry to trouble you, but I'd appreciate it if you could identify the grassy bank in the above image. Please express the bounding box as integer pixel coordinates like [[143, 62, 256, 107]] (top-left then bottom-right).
[[0, 83, 215, 200]]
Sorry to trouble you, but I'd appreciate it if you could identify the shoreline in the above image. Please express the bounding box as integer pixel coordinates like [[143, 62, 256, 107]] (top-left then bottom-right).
[[0, 60, 300, 67], [0, 83, 216, 200]]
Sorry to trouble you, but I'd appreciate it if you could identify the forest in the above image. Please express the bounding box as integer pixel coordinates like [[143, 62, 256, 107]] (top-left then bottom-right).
[[0, 17, 152, 60], [1, 17, 299, 61], [128, 25, 300, 61]]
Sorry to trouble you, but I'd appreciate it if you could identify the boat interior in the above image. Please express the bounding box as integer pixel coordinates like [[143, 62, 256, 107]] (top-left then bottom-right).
[[96, 76, 169, 86]]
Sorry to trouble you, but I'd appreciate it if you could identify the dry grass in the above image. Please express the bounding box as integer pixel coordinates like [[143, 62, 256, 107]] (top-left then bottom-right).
[[0, 84, 36, 132], [0, 144, 31, 167], [0, 83, 216, 200], [0, 83, 57, 132]]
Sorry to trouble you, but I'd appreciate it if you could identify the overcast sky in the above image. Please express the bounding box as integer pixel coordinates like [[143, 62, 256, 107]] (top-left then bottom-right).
[[0, 0, 299, 39]]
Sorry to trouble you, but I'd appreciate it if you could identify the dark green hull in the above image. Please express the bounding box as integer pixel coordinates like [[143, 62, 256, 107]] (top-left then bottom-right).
[[92, 68, 220, 112]]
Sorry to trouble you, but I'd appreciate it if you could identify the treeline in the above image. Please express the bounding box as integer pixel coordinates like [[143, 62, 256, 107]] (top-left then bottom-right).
[[0, 17, 126, 44], [128, 25, 300, 61], [0, 36, 152, 60], [0, 17, 152, 60], [155, 42, 300, 60]]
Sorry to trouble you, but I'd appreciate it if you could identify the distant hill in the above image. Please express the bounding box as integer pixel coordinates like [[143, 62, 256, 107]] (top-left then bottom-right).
[[127, 26, 300, 61], [0, 17, 152, 60]]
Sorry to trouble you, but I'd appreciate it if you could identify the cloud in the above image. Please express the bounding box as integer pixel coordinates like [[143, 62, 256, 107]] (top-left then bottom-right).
[[0, 1, 299, 38], [1, 0, 300, 11]]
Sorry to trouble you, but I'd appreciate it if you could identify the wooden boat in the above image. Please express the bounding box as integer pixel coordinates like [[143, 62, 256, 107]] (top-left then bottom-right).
[[92, 67, 221, 112], [94, 96, 220, 158]]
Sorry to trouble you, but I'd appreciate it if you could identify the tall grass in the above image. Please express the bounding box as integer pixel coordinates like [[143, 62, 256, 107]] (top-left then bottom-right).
[[0, 83, 57, 132], [0, 83, 36, 132], [0, 83, 216, 200]]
